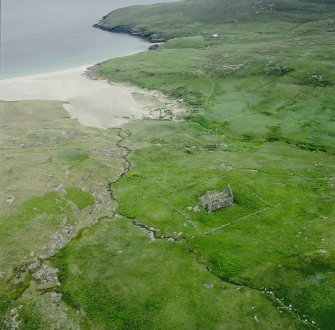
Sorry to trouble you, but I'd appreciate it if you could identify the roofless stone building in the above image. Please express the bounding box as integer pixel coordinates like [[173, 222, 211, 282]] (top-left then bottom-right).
[[199, 186, 234, 213]]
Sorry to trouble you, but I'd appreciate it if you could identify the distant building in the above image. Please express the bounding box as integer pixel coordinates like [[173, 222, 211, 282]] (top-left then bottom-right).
[[199, 186, 233, 212]]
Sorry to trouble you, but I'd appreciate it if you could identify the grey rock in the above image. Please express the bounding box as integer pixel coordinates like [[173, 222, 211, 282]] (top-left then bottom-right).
[[62, 224, 74, 236], [32, 264, 60, 286], [149, 44, 161, 51], [27, 258, 40, 272], [6, 196, 15, 205], [46, 292, 63, 303], [93, 23, 166, 43], [50, 232, 65, 249]]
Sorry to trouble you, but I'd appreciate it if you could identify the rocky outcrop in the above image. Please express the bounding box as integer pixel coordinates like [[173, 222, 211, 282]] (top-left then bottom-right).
[[148, 44, 161, 51], [32, 264, 60, 286], [93, 22, 166, 43]]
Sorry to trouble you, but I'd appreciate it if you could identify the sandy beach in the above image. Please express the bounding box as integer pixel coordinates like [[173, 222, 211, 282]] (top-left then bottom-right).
[[0, 66, 162, 128]]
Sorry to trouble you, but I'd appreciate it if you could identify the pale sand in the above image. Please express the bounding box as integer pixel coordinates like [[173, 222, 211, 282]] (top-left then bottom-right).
[[0, 66, 161, 128]]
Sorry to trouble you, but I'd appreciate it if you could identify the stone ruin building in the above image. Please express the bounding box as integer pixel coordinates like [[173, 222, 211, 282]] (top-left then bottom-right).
[[199, 186, 234, 213]]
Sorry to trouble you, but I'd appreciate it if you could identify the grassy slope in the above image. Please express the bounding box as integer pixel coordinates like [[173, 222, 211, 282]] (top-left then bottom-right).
[[0, 100, 300, 330], [0, 100, 123, 327], [89, 0, 335, 328], [1, 0, 334, 328], [101, 0, 335, 38], [52, 218, 301, 329], [0, 100, 123, 271]]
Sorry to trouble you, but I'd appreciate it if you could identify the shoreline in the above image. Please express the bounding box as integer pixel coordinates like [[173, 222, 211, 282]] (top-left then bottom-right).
[[0, 65, 92, 83], [0, 7, 168, 129], [0, 66, 147, 128], [93, 22, 166, 43], [0, 65, 183, 129]]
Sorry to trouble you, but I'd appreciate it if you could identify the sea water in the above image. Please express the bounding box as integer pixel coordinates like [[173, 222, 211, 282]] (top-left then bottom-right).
[[0, 0, 172, 78]]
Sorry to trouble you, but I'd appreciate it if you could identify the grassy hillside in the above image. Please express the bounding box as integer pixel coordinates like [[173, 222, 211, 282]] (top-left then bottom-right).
[[1, 0, 334, 329], [0, 100, 122, 328], [98, 0, 335, 38], [90, 0, 335, 328]]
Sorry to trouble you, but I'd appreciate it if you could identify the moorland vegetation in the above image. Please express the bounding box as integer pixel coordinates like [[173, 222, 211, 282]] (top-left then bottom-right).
[[1, 0, 334, 329]]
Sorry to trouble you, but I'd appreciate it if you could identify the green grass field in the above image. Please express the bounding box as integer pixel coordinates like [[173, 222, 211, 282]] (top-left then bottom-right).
[[0, 100, 122, 327], [91, 0, 335, 328], [1, 0, 335, 329]]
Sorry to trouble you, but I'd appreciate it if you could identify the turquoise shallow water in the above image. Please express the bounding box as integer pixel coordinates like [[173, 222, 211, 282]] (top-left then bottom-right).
[[0, 0, 172, 78]]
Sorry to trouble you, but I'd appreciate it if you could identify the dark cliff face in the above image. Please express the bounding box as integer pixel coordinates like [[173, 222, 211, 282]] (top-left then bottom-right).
[[93, 22, 166, 43]]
